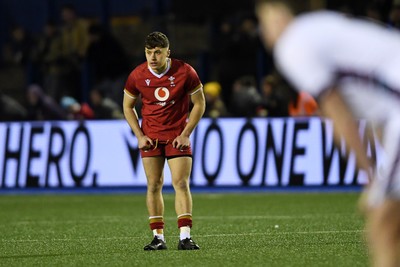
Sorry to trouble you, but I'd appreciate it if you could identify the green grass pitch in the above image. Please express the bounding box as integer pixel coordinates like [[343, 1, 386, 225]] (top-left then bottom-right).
[[0, 191, 369, 266]]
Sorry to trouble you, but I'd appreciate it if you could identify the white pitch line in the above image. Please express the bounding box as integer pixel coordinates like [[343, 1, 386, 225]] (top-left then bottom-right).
[[2, 218, 136, 226], [0, 229, 365, 243], [0, 214, 355, 227], [0, 236, 144, 243], [199, 229, 366, 238], [167, 214, 356, 220], [195, 215, 313, 220]]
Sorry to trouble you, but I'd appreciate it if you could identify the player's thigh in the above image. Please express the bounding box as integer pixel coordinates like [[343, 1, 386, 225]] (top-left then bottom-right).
[[167, 156, 192, 182], [142, 156, 165, 182], [368, 120, 400, 206]]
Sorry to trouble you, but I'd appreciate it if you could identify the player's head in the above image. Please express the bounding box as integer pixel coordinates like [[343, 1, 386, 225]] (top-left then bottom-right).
[[61, 4, 77, 24], [145, 31, 170, 49], [144, 31, 171, 73], [255, 0, 307, 49]]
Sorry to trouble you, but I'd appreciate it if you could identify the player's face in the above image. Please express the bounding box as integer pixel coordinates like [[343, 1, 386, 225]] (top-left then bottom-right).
[[256, 3, 293, 49], [145, 47, 170, 73]]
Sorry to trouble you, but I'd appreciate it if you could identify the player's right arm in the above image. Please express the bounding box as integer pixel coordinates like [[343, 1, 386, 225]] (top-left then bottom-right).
[[123, 92, 154, 150]]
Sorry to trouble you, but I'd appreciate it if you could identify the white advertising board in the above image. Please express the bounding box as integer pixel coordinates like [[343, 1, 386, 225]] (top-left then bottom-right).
[[0, 118, 380, 188]]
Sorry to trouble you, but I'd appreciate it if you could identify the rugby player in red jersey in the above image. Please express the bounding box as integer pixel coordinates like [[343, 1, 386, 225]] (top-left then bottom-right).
[[123, 32, 205, 250]]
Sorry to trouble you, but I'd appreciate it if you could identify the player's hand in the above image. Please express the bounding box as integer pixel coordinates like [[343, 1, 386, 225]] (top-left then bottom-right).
[[172, 135, 190, 151], [138, 136, 154, 151]]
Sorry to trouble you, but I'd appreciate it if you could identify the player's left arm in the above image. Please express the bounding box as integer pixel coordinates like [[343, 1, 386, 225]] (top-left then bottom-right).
[[172, 86, 206, 149], [319, 89, 373, 180]]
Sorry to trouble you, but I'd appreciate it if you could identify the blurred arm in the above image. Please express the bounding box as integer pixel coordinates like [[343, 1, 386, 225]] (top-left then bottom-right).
[[319, 89, 373, 179]]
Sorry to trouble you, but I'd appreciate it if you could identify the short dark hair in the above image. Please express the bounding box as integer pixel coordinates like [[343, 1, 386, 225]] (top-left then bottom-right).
[[144, 31, 169, 49], [255, 0, 309, 15]]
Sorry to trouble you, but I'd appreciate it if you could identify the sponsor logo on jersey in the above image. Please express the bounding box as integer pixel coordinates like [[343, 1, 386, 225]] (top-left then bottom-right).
[[155, 100, 175, 107], [154, 87, 170, 101], [145, 79, 151, 86]]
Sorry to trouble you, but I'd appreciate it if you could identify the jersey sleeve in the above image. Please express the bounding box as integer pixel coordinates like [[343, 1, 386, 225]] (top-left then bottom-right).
[[275, 25, 334, 98], [184, 64, 203, 95], [124, 71, 140, 98]]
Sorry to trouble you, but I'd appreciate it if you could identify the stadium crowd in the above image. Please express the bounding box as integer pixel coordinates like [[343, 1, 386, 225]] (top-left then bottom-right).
[[0, 0, 399, 121]]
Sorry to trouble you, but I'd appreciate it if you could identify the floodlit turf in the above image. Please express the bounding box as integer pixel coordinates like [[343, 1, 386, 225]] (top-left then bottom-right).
[[0, 191, 369, 267]]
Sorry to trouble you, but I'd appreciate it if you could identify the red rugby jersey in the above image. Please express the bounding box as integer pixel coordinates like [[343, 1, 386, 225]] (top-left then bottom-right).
[[124, 58, 202, 141]]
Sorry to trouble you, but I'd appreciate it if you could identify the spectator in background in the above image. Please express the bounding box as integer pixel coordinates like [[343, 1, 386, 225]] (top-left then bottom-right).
[[32, 20, 64, 101], [25, 84, 67, 121], [58, 4, 90, 101], [388, 3, 400, 30], [211, 18, 236, 109], [60, 4, 89, 61], [257, 73, 290, 117], [234, 15, 260, 75], [61, 96, 94, 120], [287, 90, 319, 117], [89, 87, 124, 119], [87, 24, 130, 84], [0, 92, 27, 121], [203, 81, 229, 118], [365, 2, 384, 22], [86, 24, 131, 105], [3, 25, 34, 67], [229, 75, 262, 117], [257, 72, 318, 118], [213, 14, 262, 113]]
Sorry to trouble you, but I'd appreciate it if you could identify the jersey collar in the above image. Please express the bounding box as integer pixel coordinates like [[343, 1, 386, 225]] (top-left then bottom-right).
[[148, 58, 171, 78]]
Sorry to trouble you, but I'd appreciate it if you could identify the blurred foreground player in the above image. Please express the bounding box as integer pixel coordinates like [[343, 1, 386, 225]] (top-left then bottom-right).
[[256, 1, 400, 266], [123, 32, 205, 250]]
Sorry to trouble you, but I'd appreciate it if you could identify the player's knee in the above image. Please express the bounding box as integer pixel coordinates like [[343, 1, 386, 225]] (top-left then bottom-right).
[[147, 178, 163, 193], [172, 179, 189, 191]]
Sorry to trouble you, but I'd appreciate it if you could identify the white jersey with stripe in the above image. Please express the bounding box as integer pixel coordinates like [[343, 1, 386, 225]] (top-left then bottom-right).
[[274, 11, 400, 205], [275, 11, 400, 118]]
